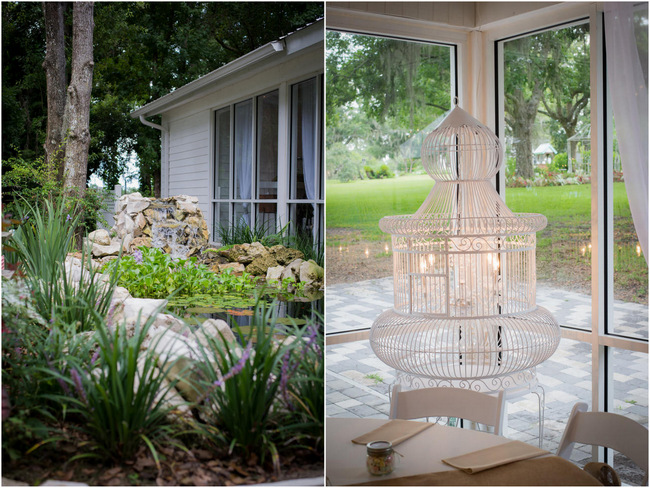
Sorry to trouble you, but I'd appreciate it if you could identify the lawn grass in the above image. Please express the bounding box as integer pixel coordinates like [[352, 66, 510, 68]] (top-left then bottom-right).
[[326, 176, 647, 303]]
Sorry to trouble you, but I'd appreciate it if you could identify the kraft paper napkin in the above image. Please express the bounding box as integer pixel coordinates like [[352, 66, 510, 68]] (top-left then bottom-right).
[[442, 440, 548, 473], [351, 420, 434, 447]]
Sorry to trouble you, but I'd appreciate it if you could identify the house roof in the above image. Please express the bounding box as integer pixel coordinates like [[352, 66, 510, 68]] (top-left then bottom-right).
[[533, 143, 557, 155], [131, 18, 323, 118]]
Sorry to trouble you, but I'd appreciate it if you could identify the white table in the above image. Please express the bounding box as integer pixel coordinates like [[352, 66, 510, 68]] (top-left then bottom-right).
[[326, 418, 600, 486], [326, 418, 512, 486]]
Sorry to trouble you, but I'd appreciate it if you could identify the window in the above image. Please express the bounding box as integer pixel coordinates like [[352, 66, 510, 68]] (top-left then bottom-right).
[[211, 78, 323, 245], [290, 76, 324, 247]]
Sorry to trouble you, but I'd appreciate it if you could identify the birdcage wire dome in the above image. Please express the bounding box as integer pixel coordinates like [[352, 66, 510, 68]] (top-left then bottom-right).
[[370, 101, 560, 381]]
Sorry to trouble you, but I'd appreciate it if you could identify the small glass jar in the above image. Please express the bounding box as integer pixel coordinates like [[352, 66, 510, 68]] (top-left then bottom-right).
[[366, 440, 395, 476]]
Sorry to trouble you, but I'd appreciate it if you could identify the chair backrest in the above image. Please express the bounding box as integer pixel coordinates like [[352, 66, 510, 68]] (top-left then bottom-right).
[[557, 402, 648, 479], [389, 385, 505, 435]]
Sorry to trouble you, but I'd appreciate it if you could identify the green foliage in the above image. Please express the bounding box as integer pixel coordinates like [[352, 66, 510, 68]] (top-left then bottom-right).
[[192, 301, 292, 471], [45, 311, 180, 463], [3, 2, 323, 190], [106, 246, 258, 300], [549, 152, 569, 172], [279, 322, 324, 452], [286, 231, 324, 267], [218, 220, 289, 247], [1, 279, 87, 460], [8, 196, 118, 332]]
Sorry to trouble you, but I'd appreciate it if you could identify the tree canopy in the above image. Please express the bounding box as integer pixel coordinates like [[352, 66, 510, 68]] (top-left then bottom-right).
[[2, 2, 323, 194], [326, 31, 451, 180]]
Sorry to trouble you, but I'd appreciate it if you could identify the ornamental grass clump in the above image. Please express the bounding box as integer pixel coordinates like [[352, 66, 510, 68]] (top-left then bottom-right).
[[278, 321, 324, 452], [191, 300, 295, 472], [46, 309, 182, 464], [9, 196, 118, 332]]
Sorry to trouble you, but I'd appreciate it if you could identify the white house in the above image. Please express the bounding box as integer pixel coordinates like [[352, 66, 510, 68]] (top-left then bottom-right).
[[131, 19, 324, 246]]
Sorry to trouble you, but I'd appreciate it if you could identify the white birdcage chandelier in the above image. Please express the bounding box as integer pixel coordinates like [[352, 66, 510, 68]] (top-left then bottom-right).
[[370, 101, 560, 382]]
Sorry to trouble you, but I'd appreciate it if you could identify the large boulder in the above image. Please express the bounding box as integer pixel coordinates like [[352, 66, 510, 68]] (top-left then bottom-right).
[[92, 241, 122, 258]]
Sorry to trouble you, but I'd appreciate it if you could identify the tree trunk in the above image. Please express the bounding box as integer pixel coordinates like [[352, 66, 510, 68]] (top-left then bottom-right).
[[42, 2, 67, 183], [62, 2, 94, 194]]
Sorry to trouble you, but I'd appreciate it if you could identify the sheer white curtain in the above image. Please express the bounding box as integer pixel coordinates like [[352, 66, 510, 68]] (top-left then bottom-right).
[[604, 2, 649, 261], [301, 80, 317, 202], [235, 100, 253, 226]]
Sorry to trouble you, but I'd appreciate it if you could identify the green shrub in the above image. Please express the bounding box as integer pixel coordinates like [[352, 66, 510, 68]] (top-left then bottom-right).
[[2, 278, 88, 460], [279, 321, 324, 452], [218, 220, 289, 247], [363, 165, 375, 179], [46, 310, 181, 463], [376, 164, 394, 179], [549, 152, 569, 172], [9, 196, 118, 332], [192, 300, 293, 472]]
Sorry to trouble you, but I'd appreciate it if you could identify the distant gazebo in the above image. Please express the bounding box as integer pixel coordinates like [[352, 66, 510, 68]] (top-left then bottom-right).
[[567, 127, 592, 173], [533, 142, 557, 165]]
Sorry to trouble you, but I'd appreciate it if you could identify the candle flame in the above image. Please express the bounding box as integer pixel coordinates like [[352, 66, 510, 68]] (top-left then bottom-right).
[[637, 244, 641, 257]]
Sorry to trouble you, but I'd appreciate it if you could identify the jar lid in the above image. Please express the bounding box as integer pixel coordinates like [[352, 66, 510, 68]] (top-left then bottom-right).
[[367, 440, 393, 455]]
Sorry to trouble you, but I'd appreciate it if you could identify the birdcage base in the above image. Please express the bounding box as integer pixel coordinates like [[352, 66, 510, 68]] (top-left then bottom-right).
[[370, 307, 560, 379]]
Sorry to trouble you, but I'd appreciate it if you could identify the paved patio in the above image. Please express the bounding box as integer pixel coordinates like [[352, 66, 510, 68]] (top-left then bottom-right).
[[326, 277, 648, 480]]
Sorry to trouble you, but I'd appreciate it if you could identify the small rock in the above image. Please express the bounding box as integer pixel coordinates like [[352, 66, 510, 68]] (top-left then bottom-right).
[[266, 265, 284, 282], [120, 234, 133, 253], [152, 313, 188, 334], [195, 319, 236, 349], [131, 236, 152, 250], [299, 260, 324, 284], [92, 241, 122, 258], [281, 258, 304, 281], [246, 254, 279, 276], [88, 229, 111, 246], [218, 262, 245, 274], [269, 245, 304, 265]]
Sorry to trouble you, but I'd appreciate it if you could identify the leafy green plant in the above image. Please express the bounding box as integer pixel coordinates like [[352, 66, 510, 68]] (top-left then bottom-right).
[[549, 152, 569, 172], [9, 196, 118, 332], [192, 300, 293, 472], [278, 322, 324, 452], [45, 309, 181, 463], [106, 247, 258, 300], [1, 279, 88, 460], [218, 220, 289, 247], [286, 231, 324, 267]]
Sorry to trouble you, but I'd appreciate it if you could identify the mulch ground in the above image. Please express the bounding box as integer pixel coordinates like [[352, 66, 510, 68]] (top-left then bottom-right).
[[2, 439, 322, 486]]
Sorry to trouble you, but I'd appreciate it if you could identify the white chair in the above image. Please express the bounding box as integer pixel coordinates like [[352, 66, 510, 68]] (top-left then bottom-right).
[[557, 402, 648, 483], [389, 385, 506, 435]]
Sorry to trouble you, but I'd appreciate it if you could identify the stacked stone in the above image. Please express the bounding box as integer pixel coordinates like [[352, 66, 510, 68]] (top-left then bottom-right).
[[87, 193, 209, 260]]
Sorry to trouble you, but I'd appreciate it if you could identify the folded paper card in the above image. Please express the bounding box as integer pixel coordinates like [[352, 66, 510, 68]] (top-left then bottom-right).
[[351, 420, 434, 447], [442, 440, 548, 474]]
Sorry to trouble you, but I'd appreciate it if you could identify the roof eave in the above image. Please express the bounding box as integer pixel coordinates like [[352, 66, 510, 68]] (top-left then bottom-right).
[[130, 19, 323, 119]]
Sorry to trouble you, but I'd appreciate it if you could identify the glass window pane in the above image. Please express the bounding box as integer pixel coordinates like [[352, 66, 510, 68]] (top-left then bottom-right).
[[212, 202, 229, 242], [257, 90, 279, 200], [506, 338, 592, 452], [234, 99, 253, 200], [611, 5, 648, 339], [256, 202, 277, 234], [502, 23, 592, 331], [214, 108, 230, 200], [612, 347, 648, 485], [233, 202, 251, 227], [289, 202, 314, 238], [291, 78, 318, 200]]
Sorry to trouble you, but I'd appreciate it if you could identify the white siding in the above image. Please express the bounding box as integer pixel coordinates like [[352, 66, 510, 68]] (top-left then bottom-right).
[[166, 111, 211, 218]]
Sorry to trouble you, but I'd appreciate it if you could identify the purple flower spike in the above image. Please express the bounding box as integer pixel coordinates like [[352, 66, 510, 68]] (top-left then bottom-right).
[[66, 214, 72, 222], [70, 369, 88, 405], [133, 249, 143, 265]]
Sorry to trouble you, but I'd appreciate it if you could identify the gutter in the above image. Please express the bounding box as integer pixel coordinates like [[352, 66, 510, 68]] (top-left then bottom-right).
[[139, 115, 167, 133]]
